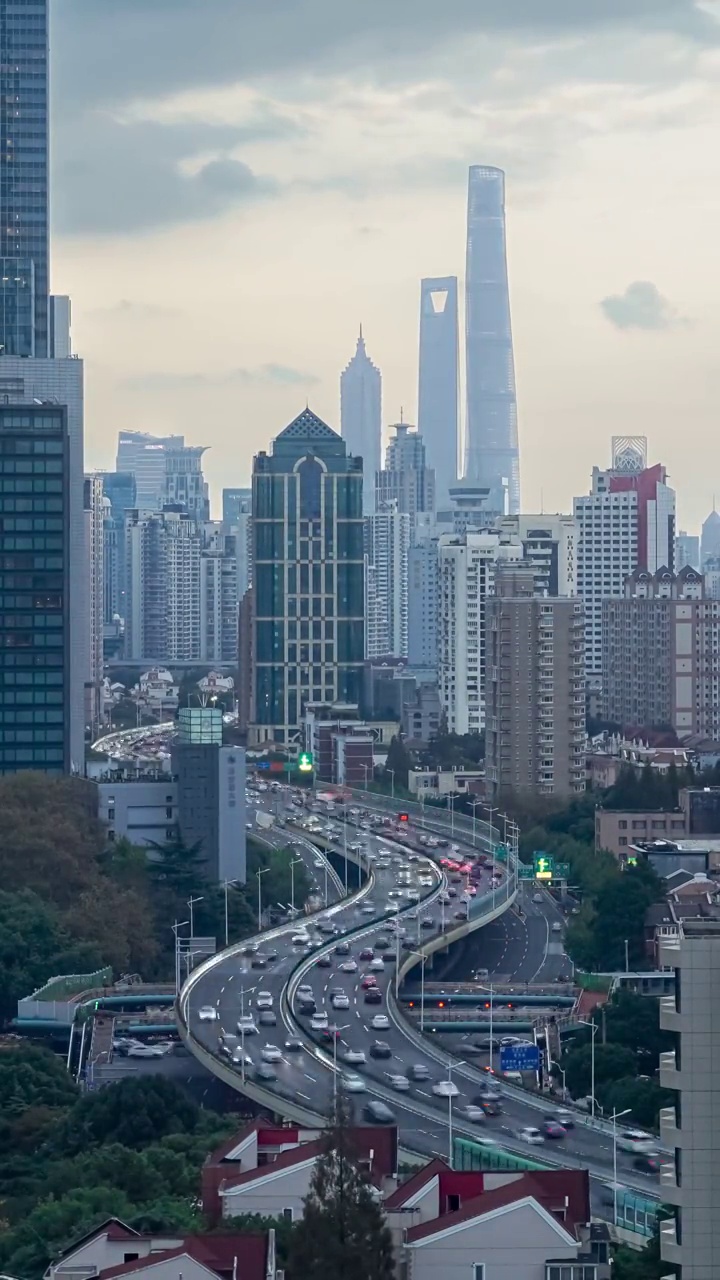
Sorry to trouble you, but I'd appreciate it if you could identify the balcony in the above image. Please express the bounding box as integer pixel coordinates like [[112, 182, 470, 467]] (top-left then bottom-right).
[[659, 1162, 682, 1206], [659, 1049, 681, 1090], [660, 1217, 682, 1267], [659, 1106, 681, 1149], [659, 995, 682, 1033]]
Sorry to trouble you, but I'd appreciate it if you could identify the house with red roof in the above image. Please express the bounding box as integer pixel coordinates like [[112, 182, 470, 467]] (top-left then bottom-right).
[[45, 1223, 274, 1280]]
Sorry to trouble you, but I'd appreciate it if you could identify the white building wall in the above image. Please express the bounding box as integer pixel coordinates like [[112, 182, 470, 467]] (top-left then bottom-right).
[[366, 504, 411, 659], [84, 474, 105, 730], [0, 358, 85, 769], [574, 489, 638, 680], [496, 513, 578, 595]]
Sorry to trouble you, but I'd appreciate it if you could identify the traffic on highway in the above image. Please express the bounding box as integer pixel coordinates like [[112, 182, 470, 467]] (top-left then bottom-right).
[[179, 779, 661, 1204]]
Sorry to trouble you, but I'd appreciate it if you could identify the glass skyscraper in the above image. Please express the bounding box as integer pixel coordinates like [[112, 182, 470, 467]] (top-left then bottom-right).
[[0, 402, 69, 772], [464, 166, 520, 515], [417, 276, 459, 509], [250, 409, 365, 745], [0, 0, 50, 357]]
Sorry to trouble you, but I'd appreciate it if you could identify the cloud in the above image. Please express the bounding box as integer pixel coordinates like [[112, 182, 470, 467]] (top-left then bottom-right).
[[600, 281, 689, 331], [123, 365, 320, 393]]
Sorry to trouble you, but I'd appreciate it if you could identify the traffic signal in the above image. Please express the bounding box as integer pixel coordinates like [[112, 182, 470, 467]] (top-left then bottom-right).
[[298, 751, 313, 773], [398, 812, 409, 823]]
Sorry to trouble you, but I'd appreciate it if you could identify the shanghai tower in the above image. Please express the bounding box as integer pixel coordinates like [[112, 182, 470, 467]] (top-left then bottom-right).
[[0, 0, 50, 356], [464, 165, 520, 514]]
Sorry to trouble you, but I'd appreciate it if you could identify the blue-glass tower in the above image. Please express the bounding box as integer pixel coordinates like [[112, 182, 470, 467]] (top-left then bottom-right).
[[464, 166, 520, 514], [0, 0, 49, 357]]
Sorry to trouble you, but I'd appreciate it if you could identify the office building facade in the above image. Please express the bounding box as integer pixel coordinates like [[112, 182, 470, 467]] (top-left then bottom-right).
[[496, 513, 578, 595], [676, 530, 700, 572], [84, 474, 105, 730], [116, 431, 184, 510], [250, 408, 365, 745], [0, 402, 70, 772], [701, 508, 720, 567], [375, 421, 435, 522], [125, 508, 201, 662], [171, 708, 246, 884], [0, 0, 49, 357], [602, 567, 720, 740], [437, 530, 522, 735], [163, 445, 210, 522], [340, 328, 381, 517], [0, 357, 85, 767], [364, 502, 411, 659], [222, 487, 253, 599], [464, 166, 520, 514], [574, 436, 676, 681], [200, 527, 239, 663], [102, 471, 136, 623], [417, 276, 459, 508], [486, 569, 585, 798]]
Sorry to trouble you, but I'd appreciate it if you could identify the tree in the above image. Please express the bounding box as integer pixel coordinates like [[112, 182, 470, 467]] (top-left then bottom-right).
[[601, 1076, 673, 1130], [384, 734, 411, 791], [288, 1105, 395, 1280], [0, 890, 103, 1025], [147, 829, 207, 899], [613, 1225, 675, 1279], [49, 1076, 199, 1157], [561, 1042, 638, 1102]]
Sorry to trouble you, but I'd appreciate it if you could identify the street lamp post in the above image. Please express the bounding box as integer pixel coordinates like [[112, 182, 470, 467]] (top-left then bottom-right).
[[289, 857, 303, 918], [171, 920, 189, 995], [447, 1058, 467, 1164], [362, 763, 370, 792], [237, 985, 257, 1084], [256, 867, 270, 929], [577, 1019, 598, 1119], [387, 769, 395, 801], [612, 1108, 632, 1222], [343, 822, 349, 893], [187, 894, 203, 941], [408, 950, 427, 1033], [470, 800, 483, 850]]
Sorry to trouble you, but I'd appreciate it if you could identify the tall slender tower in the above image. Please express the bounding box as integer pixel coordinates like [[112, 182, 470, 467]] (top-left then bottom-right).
[[464, 166, 520, 514], [340, 328, 381, 516], [418, 276, 459, 509], [0, 0, 50, 356]]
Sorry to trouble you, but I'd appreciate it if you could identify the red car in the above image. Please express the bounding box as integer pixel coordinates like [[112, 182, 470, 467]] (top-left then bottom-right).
[[359, 948, 374, 961], [361, 975, 378, 989]]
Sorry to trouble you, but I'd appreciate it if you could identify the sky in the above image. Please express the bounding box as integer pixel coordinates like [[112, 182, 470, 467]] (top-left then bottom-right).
[[51, 0, 720, 529]]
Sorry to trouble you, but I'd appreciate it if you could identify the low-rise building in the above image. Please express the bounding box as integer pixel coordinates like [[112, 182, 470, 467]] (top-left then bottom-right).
[[408, 767, 484, 797], [596, 807, 687, 857], [44, 1220, 273, 1280]]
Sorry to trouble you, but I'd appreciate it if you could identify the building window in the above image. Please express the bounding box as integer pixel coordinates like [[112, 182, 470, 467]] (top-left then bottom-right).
[[107, 807, 115, 821], [282, 1208, 294, 1222], [472, 1267, 485, 1280]]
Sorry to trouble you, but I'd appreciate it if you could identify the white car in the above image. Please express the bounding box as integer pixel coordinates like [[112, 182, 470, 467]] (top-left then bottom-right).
[[198, 1005, 218, 1022], [433, 1080, 460, 1098], [292, 932, 310, 945], [361, 903, 376, 915], [459, 1105, 486, 1124], [344, 1047, 366, 1064], [340, 959, 358, 973], [384, 902, 400, 914], [518, 1126, 545, 1145], [616, 1129, 656, 1154], [297, 985, 314, 1000], [256, 992, 273, 1010], [332, 994, 350, 1010], [371, 1014, 390, 1030], [127, 1044, 166, 1058], [237, 1015, 258, 1035], [388, 1073, 410, 1091], [369, 958, 385, 972], [261, 1044, 283, 1063], [341, 1073, 366, 1093], [311, 1013, 329, 1031]]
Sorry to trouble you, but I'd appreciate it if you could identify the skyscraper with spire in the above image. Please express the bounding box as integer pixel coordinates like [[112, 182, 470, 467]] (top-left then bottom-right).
[[340, 327, 382, 516], [464, 165, 520, 515]]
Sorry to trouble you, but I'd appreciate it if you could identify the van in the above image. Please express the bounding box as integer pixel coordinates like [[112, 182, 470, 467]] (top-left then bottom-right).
[[363, 1100, 395, 1124]]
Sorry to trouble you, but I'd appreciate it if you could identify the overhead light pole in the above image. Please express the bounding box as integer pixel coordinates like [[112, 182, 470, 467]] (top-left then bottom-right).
[[289, 857, 303, 917], [611, 1108, 632, 1223], [256, 867, 270, 929]]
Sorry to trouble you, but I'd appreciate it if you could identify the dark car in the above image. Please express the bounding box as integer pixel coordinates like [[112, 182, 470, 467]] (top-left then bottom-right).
[[633, 1154, 661, 1175], [258, 1010, 277, 1026], [548, 1110, 575, 1131], [297, 999, 317, 1016], [363, 1100, 395, 1124], [284, 1037, 304, 1052], [369, 1040, 392, 1058], [315, 954, 332, 968], [359, 947, 374, 961], [251, 956, 267, 969], [255, 1063, 277, 1082], [265, 949, 278, 962], [481, 1098, 503, 1116], [318, 1027, 341, 1045], [335, 940, 351, 955], [374, 937, 391, 951], [542, 1120, 566, 1139], [364, 988, 383, 1004]]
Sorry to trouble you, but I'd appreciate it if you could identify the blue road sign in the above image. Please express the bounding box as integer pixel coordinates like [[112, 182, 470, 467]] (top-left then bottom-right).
[[256, 760, 270, 769], [500, 1042, 540, 1073]]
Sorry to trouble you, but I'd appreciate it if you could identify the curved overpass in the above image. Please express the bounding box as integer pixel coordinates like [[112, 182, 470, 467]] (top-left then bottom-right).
[[178, 793, 656, 1197]]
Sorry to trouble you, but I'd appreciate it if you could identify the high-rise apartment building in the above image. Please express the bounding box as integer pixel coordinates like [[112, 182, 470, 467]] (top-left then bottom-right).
[[250, 409, 364, 745], [496, 513, 578, 596], [340, 328, 381, 517], [574, 437, 676, 682], [659, 919, 720, 1279], [222, 486, 253, 598], [437, 530, 522, 734], [84, 475, 105, 730], [102, 471, 136, 623], [408, 539, 439, 670], [0, 358, 85, 768], [417, 276, 459, 508], [116, 431, 184, 510], [125, 508, 201, 662], [164, 445, 210, 522], [200, 525, 239, 663], [375, 421, 435, 522], [364, 502, 411, 659], [676, 530, 700, 572], [486, 567, 585, 798], [222, 487, 252, 529], [0, 0, 50, 357], [602, 566, 720, 739], [0, 402, 70, 772], [464, 166, 520, 514]]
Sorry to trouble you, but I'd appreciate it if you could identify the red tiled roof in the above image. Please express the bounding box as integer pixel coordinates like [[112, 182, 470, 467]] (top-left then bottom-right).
[[205, 1121, 262, 1165], [220, 1139, 324, 1192], [406, 1170, 589, 1244], [104, 1223, 141, 1243], [385, 1159, 449, 1208], [100, 1236, 268, 1280]]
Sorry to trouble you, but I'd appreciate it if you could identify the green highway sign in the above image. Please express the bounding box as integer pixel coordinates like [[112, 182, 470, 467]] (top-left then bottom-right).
[[534, 852, 554, 881], [494, 844, 508, 863], [518, 864, 534, 880], [298, 751, 314, 773], [555, 862, 570, 879]]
